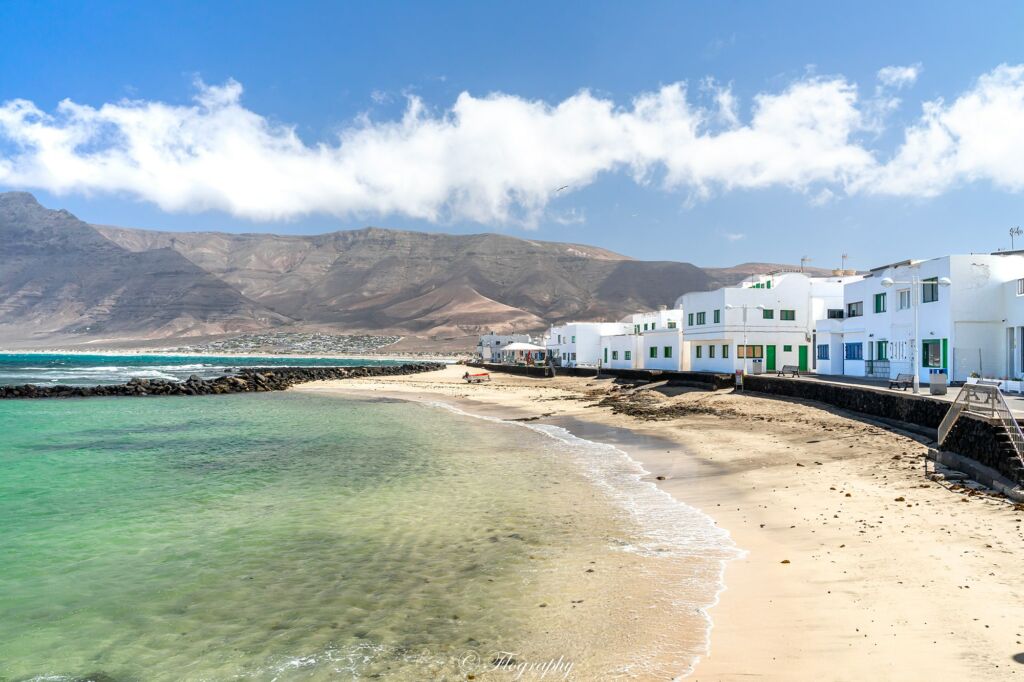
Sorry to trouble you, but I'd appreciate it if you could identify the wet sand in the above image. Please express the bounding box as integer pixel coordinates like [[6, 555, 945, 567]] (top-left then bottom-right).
[[294, 365, 1024, 680]]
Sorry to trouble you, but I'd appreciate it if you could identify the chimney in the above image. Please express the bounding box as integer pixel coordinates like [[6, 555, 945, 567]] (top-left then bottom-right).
[[658, 304, 667, 311]]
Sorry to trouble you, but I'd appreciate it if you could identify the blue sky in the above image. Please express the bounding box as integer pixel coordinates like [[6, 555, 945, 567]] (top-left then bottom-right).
[[1, 1, 1023, 268]]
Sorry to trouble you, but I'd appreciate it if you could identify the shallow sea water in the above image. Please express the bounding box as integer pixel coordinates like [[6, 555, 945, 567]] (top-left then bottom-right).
[[0, 392, 737, 680]]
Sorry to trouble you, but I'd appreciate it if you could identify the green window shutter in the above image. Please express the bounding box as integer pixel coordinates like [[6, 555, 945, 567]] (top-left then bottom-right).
[[687, 313, 693, 326], [763, 309, 774, 319], [713, 309, 720, 323], [664, 346, 672, 358], [625, 351, 631, 360], [603, 348, 608, 363], [722, 344, 729, 358], [650, 346, 657, 358]]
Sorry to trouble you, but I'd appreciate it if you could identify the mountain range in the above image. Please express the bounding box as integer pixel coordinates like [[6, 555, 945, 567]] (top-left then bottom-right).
[[0, 192, 826, 348]]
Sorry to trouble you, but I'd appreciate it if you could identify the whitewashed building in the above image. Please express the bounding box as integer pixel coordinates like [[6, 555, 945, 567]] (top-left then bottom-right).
[[599, 307, 689, 370], [678, 271, 859, 374], [547, 322, 630, 367], [816, 253, 1024, 384], [476, 333, 535, 362]]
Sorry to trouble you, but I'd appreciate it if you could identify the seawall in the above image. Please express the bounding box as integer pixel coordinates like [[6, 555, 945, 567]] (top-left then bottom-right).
[[472, 363, 1022, 486], [469, 362, 735, 390]]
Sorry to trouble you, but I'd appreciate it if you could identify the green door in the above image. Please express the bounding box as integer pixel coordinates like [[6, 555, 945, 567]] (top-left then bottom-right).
[[765, 345, 776, 371], [798, 345, 809, 372]]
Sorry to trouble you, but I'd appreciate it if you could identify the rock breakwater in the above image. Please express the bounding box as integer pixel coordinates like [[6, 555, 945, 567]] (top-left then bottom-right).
[[0, 363, 444, 399]]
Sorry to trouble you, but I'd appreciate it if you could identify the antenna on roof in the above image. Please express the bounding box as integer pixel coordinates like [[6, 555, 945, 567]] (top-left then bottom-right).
[[1010, 226, 1022, 250], [800, 255, 812, 273], [841, 252, 849, 271]]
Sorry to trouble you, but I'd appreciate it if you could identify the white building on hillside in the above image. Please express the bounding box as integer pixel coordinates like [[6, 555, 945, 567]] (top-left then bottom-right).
[[815, 253, 1024, 384], [547, 322, 630, 367], [599, 307, 690, 370], [476, 333, 535, 362], [678, 271, 859, 374]]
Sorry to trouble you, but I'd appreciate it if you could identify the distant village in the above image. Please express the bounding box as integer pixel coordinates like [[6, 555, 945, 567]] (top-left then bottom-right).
[[477, 252, 1024, 389]]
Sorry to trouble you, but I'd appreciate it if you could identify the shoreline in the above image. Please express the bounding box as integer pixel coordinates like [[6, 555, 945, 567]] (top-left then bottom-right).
[[294, 365, 1024, 680]]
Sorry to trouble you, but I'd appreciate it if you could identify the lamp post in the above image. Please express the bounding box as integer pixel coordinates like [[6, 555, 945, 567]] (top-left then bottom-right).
[[725, 303, 766, 379], [880, 275, 952, 394]]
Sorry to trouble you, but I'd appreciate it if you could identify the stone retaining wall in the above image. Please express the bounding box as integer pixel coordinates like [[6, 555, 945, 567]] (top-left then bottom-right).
[[471, 364, 1022, 486], [468, 362, 734, 389], [0, 363, 445, 399], [742, 375, 1022, 485], [743, 375, 950, 428]]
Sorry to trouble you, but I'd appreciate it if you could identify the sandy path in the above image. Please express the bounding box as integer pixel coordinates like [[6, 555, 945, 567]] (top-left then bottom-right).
[[294, 365, 1024, 680]]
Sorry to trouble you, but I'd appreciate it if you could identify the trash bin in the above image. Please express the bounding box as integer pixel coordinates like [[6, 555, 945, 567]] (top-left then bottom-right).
[[929, 369, 948, 395], [751, 359, 764, 375]]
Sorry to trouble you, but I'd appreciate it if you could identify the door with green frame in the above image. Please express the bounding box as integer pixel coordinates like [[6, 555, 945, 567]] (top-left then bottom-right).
[[798, 345, 809, 372], [765, 345, 776, 371]]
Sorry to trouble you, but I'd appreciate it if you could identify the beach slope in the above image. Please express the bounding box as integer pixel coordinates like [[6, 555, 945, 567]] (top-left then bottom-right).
[[295, 365, 1024, 680]]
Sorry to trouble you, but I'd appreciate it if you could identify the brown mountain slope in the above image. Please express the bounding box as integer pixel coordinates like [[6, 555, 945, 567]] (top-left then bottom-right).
[[0, 192, 819, 344], [0, 193, 289, 342], [95, 223, 716, 335]]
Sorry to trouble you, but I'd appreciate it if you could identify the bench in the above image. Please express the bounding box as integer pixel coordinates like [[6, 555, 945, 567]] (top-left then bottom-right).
[[776, 365, 800, 377], [889, 373, 915, 390], [462, 371, 491, 384]]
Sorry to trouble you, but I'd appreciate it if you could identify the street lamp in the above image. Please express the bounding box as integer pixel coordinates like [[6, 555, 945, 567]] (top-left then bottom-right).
[[880, 275, 951, 394], [725, 303, 766, 380]]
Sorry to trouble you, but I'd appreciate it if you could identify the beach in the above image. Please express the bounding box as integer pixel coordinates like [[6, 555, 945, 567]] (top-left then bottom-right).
[[295, 365, 1024, 680]]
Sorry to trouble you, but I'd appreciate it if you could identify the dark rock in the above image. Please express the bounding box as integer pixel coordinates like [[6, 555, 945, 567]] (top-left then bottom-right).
[[0, 363, 444, 402]]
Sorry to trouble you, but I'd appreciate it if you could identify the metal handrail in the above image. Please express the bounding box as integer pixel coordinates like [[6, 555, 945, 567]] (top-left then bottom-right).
[[938, 384, 1024, 469]]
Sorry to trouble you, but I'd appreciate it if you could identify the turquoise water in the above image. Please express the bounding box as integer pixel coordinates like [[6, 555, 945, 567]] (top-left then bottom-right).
[[0, 392, 737, 680], [0, 353, 406, 386]]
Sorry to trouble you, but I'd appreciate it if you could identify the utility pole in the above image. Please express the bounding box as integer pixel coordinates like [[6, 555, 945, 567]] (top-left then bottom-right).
[[1011, 226, 1022, 250]]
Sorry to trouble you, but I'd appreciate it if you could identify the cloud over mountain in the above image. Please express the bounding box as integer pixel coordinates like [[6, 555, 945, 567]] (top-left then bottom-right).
[[1, 64, 1023, 224]]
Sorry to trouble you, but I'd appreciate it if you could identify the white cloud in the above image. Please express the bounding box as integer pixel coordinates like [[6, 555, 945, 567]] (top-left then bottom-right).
[[723, 232, 745, 242], [809, 188, 835, 206], [856, 64, 1024, 197], [0, 65, 1023, 225], [877, 64, 921, 89]]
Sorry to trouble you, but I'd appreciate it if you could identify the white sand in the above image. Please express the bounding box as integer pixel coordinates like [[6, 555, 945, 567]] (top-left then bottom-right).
[[295, 365, 1024, 680]]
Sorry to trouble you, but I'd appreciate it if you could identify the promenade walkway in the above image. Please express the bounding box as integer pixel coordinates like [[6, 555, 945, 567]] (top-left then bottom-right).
[[788, 372, 1024, 418]]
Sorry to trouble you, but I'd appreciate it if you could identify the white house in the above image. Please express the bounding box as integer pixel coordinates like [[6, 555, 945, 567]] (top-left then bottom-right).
[[678, 271, 859, 374], [599, 307, 690, 370], [476, 333, 535, 362], [547, 322, 630, 367], [600, 330, 642, 369], [816, 253, 1024, 384]]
